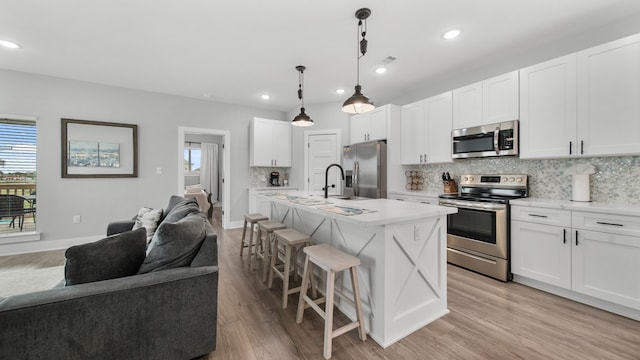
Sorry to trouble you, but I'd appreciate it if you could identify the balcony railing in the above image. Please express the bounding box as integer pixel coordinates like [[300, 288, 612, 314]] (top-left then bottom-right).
[[0, 183, 36, 234]]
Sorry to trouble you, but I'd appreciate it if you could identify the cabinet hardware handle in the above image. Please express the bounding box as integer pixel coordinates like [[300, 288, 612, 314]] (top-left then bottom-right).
[[596, 221, 623, 227], [581, 140, 584, 155], [528, 214, 548, 218], [569, 141, 572, 155], [563, 229, 567, 244], [575, 230, 579, 246], [419, 154, 423, 163], [424, 154, 427, 162]]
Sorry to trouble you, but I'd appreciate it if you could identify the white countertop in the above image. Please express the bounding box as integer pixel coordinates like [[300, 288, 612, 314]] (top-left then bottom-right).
[[510, 198, 640, 217], [249, 186, 298, 191], [256, 191, 456, 226], [388, 190, 442, 198]]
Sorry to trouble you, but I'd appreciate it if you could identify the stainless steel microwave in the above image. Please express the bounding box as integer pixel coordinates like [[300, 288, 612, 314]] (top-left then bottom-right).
[[451, 120, 519, 159]]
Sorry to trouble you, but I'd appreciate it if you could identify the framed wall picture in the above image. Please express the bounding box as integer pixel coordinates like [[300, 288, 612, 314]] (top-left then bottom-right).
[[61, 118, 138, 178]]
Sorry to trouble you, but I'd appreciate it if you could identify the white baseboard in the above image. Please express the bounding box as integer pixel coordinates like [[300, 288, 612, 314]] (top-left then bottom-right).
[[228, 220, 244, 229], [0, 235, 103, 256]]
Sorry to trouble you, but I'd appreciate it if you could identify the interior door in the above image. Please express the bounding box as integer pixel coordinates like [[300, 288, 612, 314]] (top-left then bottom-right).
[[307, 133, 339, 195]]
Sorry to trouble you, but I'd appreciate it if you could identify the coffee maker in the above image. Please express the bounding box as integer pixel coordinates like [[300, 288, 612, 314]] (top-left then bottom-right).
[[269, 171, 280, 186]]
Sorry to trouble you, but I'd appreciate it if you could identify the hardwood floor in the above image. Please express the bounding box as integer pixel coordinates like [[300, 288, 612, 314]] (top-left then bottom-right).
[[2, 208, 639, 359]]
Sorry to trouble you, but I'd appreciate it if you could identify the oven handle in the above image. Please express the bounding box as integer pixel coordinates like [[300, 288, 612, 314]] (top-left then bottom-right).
[[448, 247, 497, 265], [493, 126, 500, 155], [439, 200, 506, 212]]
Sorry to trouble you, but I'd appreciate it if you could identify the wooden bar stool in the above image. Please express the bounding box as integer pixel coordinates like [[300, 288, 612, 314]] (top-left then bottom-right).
[[240, 213, 269, 269], [254, 220, 286, 278], [296, 244, 367, 359], [267, 228, 316, 309]]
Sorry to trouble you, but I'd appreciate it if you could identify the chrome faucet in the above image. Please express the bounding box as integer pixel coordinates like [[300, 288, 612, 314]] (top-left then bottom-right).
[[324, 163, 345, 199]]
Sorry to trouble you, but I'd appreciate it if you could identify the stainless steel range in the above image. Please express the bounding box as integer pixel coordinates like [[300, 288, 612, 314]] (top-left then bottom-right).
[[439, 174, 528, 281]]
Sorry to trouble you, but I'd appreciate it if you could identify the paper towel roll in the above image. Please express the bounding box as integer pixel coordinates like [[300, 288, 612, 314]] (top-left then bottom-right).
[[572, 174, 591, 202]]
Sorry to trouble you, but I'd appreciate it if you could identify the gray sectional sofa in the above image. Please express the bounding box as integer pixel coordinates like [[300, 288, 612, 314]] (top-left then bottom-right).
[[0, 196, 218, 360]]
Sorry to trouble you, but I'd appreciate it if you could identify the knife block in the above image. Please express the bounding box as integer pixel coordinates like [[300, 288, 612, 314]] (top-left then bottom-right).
[[443, 179, 458, 194]]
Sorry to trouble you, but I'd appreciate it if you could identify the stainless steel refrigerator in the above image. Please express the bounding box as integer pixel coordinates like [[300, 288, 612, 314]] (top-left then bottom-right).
[[342, 140, 387, 199]]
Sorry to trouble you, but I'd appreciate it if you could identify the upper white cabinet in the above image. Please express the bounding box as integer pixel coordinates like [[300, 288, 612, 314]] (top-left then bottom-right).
[[452, 71, 519, 129], [401, 92, 453, 165], [349, 105, 393, 144], [249, 117, 291, 167], [577, 33, 640, 156], [520, 54, 578, 159], [520, 34, 640, 159]]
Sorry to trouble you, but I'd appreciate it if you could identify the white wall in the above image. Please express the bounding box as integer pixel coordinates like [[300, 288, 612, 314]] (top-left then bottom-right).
[[0, 69, 284, 252]]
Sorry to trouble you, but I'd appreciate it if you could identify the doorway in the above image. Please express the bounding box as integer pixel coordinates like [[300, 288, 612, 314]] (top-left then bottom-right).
[[303, 130, 342, 195], [178, 127, 231, 229]]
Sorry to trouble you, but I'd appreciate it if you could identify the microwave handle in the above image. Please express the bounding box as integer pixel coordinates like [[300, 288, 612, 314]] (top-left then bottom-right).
[[493, 126, 500, 155]]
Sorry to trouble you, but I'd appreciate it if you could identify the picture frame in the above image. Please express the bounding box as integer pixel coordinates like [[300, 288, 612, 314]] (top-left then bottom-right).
[[61, 118, 138, 178]]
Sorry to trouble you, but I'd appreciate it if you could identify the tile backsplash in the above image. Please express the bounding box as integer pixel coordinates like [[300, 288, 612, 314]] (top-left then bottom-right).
[[249, 167, 290, 187], [407, 155, 640, 204]]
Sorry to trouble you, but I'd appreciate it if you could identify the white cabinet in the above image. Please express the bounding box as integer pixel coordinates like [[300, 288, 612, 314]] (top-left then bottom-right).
[[512, 205, 640, 313], [349, 105, 393, 144], [511, 206, 572, 288], [519, 54, 578, 159], [250, 118, 291, 167], [400, 92, 452, 165], [452, 71, 519, 129], [520, 34, 640, 159], [577, 33, 640, 156]]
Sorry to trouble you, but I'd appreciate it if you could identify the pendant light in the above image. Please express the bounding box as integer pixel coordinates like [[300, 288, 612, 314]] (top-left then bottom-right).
[[292, 65, 314, 127], [342, 8, 375, 114]]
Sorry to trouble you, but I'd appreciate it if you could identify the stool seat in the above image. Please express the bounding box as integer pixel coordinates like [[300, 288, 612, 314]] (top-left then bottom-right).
[[303, 244, 360, 272], [240, 213, 269, 269], [296, 244, 367, 359], [258, 220, 287, 232], [268, 228, 315, 308]]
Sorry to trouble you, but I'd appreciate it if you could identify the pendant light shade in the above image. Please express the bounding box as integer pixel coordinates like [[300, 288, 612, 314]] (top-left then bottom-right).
[[292, 65, 314, 127], [342, 8, 375, 114]]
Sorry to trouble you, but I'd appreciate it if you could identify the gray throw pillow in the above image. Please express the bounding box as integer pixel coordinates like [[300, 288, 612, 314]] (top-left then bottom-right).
[[162, 197, 201, 223], [64, 228, 147, 286], [162, 195, 194, 220], [137, 212, 207, 274]]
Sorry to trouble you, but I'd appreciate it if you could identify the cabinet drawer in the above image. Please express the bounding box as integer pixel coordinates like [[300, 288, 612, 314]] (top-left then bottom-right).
[[511, 205, 571, 227], [572, 211, 640, 237]]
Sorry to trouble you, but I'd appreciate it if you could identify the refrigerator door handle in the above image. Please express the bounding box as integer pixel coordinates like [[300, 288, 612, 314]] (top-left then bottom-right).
[[353, 160, 359, 196]]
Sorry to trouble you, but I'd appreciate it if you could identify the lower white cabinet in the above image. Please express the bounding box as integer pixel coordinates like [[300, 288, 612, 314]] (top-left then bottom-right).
[[511, 205, 640, 313]]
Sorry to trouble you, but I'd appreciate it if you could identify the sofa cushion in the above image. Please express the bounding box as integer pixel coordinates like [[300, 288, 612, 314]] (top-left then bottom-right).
[[163, 195, 191, 219], [64, 228, 147, 286], [162, 197, 201, 223], [131, 207, 163, 244], [137, 212, 207, 274]]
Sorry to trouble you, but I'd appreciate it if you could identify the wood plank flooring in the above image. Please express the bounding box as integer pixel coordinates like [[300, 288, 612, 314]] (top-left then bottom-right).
[[2, 207, 639, 359]]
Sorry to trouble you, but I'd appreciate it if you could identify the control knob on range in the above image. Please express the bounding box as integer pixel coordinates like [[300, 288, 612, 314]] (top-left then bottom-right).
[[509, 177, 515, 182]]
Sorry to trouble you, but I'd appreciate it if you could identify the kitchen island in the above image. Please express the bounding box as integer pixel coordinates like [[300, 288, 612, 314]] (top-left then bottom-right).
[[255, 191, 457, 348]]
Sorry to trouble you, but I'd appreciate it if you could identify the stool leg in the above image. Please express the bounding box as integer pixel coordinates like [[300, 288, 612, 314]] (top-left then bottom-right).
[[282, 244, 292, 308], [253, 229, 266, 271], [249, 226, 259, 270], [267, 237, 278, 288], [324, 270, 336, 359], [350, 266, 367, 341], [296, 254, 311, 324], [240, 219, 248, 257], [262, 233, 273, 283]]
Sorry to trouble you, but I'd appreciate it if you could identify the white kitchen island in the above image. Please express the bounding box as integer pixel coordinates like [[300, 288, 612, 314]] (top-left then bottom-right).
[[256, 191, 457, 348]]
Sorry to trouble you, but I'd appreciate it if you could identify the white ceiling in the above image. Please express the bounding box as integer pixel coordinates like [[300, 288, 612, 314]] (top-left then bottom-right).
[[2, 0, 640, 112]]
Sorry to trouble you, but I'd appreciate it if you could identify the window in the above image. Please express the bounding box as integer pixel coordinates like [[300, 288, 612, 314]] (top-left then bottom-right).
[[0, 118, 37, 235], [184, 142, 201, 173]]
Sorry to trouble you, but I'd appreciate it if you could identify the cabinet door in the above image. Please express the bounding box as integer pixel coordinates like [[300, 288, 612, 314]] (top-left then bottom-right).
[[350, 114, 369, 144], [511, 221, 572, 289], [272, 120, 291, 167], [425, 92, 453, 164], [368, 107, 388, 141], [452, 81, 483, 129], [250, 118, 274, 166], [483, 71, 519, 124], [400, 100, 426, 164], [572, 229, 640, 310], [577, 33, 640, 156], [520, 54, 577, 159]]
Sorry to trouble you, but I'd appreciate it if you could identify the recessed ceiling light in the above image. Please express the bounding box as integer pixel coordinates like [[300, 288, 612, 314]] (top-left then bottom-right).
[[442, 29, 462, 40], [261, 94, 270, 100], [0, 40, 21, 49], [375, 66, 387, 74], [336, 89, 345, 95]]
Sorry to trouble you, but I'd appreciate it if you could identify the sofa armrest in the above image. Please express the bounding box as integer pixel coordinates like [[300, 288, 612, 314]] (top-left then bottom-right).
[[190, 222, 218, 267], [0, 266, 218, 359], [106, 220, 135, 236]]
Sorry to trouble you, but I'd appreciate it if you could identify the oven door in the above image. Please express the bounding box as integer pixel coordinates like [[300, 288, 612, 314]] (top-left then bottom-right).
[[439, 199, 508, 259]]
